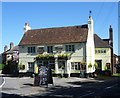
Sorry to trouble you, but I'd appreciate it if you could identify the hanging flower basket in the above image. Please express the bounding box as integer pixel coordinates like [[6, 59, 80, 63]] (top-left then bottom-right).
[[88, 63, 92, 68]]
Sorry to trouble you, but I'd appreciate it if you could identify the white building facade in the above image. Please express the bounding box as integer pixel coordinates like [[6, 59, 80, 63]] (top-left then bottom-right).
[[19, 16, 112, 76]]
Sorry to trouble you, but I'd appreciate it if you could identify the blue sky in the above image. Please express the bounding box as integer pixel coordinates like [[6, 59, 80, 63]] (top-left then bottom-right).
[[1, 2, 118, 54]]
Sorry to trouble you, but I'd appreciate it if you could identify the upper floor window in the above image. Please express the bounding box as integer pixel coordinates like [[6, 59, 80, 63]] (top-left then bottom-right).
[[47, 46, 53, 53], [28, 47, 35, 53], [95, 49, 106, 54], [65, 45, 75, 52], [37, 47, 44, 54]]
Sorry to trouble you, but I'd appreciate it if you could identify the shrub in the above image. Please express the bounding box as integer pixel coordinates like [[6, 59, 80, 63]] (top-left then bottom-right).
[[0, 64, 5, 70], [94, 62, 98, 69], [19, 63, 25, 70]]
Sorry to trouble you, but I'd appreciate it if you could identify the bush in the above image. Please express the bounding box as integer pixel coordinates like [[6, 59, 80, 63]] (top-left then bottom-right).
[[0, 64, 5, 70], [19, 63, 25, 70]]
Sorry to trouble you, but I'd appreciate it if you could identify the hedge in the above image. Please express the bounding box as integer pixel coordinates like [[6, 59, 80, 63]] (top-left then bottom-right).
[[0, 64, 5, 70]]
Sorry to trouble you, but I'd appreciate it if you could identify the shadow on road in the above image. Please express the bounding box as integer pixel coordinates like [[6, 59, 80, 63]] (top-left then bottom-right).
[[67, 81, 96, 85], [23, 83, 33, 86]]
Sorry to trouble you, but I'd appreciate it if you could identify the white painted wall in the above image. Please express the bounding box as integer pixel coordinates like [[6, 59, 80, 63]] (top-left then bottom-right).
[[70, 43, 86, 62], [95, 48, 111, 70], [19, 45, 36, 72], [19, 42, 86, 73]]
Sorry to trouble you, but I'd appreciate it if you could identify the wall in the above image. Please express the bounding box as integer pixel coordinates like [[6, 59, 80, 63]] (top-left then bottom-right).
[[19, 42, 86, 73], [95, 48, 111, 70]]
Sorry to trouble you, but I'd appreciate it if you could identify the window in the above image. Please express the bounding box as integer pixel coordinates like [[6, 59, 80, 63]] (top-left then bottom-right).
[[55, 47, 63, 53], [47, 46, 53, 53], [28, 62, 34, 71], [95, 49, 106, 54], [28, 47, 35, 53], [58, 60, 65, 69], [103, 50, 106, 53], [49, 60, 55, 69], [71, 62, 80, 70], [37, 60, 44, 66], [37, 47, 44, 54], [65, 45, 75, 52]]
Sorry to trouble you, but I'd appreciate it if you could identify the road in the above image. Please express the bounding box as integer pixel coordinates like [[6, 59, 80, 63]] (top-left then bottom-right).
[[0, 76, 5, 88], [1, 76, 120, 98], [35, 77, 120, 98]]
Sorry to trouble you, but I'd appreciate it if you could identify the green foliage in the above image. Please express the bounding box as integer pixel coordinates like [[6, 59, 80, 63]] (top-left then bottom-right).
[[113, 73, 120, 77], [94, 62, 98, 69], [19, 63, 25, 70], [57, 53, 72, 59], [104, 66, 108, 70], [0, 64, 5, 70], [88, 63, 92, 68], [36, 54, 55, 60]]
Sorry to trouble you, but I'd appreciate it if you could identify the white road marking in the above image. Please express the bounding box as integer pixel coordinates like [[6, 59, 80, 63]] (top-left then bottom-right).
[[105, 84, 117, 90], [78, 92, 95, 98], [0, 77, 5, 88]]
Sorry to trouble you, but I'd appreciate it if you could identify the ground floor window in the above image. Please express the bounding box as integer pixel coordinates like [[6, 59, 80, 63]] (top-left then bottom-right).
[[48, 60, 55, 70], [71, 62, 80, 70], [106, 63, 110, 70], [58, 60, 66, 69], [28, 62, 34, 71]]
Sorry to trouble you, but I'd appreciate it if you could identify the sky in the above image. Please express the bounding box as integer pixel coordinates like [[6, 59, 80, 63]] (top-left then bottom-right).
[[1, 2, 119, 54]]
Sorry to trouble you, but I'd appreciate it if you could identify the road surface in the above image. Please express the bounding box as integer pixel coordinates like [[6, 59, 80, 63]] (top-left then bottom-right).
[[1, 76, 120, 98]]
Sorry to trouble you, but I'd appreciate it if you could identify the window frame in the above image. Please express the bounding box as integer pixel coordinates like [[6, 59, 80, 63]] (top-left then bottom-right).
[[28, 62, 34, 69], [28, 47, 36, 53], [71, 62, 80, 70], [47, 46, 53, 53], [65, 45, 75, 52]]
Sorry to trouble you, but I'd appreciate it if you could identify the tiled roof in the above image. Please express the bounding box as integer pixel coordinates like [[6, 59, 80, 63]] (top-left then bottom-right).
[[3, 46, 19, 54], [7, 46, 19, 54], [19, 25, 88, 45], [94, 34, 110, 48]]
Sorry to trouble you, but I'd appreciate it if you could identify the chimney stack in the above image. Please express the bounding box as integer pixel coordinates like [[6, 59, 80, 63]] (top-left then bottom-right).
[[23, 22, 31, 33], [10, 42, 14, 50], [109, 25, 113, 74], [4, 45, 8, 52], [109, 25, 113, 47]]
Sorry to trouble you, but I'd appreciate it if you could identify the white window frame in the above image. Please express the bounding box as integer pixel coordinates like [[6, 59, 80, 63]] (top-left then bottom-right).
[[71, 62, 80, 70], [28, 62, 34, 70]]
